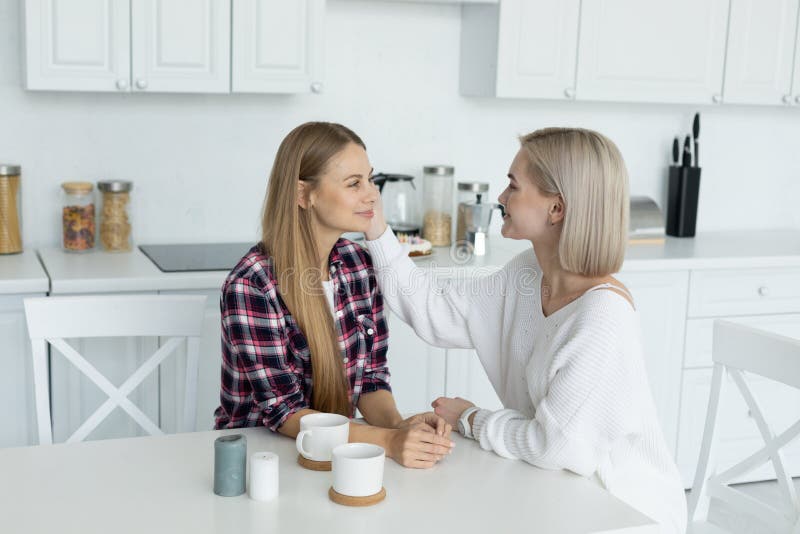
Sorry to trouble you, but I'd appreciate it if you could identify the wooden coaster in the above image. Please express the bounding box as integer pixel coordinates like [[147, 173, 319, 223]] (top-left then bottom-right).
[[328, 486, 386, 507], [297, 454, 331, 471]]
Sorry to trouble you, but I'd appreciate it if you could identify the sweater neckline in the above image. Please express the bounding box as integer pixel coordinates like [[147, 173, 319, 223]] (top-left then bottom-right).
[[536, 277, 633, 320]]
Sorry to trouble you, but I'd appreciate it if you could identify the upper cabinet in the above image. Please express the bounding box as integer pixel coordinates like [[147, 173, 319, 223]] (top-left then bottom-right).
[[232, 0, 325, 94], [23, 0, 325, 94], [722, 0, 800, 106], [460, 0, 580, 99], [24, 0, 131, 92], [575, 0, 729, 105], [130, 0, 231, 93]]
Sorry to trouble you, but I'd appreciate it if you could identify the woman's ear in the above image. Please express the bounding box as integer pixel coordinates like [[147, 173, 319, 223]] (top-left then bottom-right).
[[297, 181, 310, 210], [550, 195, 565, 224]]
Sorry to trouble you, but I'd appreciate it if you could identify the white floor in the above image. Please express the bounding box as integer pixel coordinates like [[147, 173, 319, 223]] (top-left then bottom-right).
[[687, 478, 800, 533]]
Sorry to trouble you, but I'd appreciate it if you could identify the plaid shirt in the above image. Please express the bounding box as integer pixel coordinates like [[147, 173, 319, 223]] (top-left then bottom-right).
[[214, 239, 391, 432]]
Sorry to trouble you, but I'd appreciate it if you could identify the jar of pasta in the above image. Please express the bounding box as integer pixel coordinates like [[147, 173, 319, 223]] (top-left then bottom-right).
[[61, 181, 95, 252], [97, 180, 133, 252]]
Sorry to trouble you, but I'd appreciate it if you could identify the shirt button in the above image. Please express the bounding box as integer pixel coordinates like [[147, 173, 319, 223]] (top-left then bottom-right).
[[336, 310, 344, 318], [366, 328, 374, 336], [357, 315, 364, 322], [342, 357, 348, 363]]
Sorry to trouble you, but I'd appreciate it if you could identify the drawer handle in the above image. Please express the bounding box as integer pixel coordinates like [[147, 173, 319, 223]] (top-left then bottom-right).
[[757, 286, 770, 297]]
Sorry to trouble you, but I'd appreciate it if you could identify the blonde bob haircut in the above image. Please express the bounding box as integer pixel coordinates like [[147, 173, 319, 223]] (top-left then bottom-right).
[[519, 127, 629, 277]]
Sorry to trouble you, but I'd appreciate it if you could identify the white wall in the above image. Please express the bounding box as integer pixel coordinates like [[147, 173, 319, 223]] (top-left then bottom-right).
[[1, 0, 799, 249]]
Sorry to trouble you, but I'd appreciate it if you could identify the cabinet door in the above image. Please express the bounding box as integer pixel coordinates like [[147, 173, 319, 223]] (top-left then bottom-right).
[[723, 0, 799, 105], [793, 3, 800, 103], [158, 289, 221, 433], [385, 312, 447, 416], [616, 270, 689, 456], [444, 348, 503, 411], [231, 0, 325, 94], [0, 295, 42, 448], [495, 0, 580, 99], [130, 0, 231, 93], [24, 0, 131, 92], [576, 0, 729, 104]]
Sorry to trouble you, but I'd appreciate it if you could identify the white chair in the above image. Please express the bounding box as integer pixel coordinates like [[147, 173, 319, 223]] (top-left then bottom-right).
[[24, 294, 207, 445], [688, 320, 800, 534]]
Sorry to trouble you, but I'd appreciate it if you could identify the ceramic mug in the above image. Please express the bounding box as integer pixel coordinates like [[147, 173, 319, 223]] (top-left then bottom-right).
[[295, 413, 350, 462], [331, 443, 385, 497]]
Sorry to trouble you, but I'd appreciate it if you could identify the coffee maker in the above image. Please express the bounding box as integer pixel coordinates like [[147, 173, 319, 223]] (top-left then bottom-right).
[[372, 173, 420, 238], [456, 182, 501, 256]]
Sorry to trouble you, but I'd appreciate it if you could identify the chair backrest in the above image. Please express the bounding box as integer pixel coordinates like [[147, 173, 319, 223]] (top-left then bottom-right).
[[713, 320, 800, 389], [24, 294, 207, 445], [688, 320, 800, 533]]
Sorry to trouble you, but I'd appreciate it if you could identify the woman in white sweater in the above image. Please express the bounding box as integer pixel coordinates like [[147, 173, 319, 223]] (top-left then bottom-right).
[[363, 128, 687, 533]]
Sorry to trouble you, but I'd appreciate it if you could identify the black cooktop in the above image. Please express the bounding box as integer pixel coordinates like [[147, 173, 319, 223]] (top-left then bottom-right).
[[139, 242, 254, 273]]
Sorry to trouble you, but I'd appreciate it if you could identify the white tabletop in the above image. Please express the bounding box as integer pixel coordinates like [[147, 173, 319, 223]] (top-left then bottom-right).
[[0, 250, 49, 295], [0, 427, 658, 534]]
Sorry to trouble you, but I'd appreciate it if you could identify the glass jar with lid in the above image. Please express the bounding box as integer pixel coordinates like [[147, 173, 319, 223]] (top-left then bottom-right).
[[61, 181, 95, 252], [0, 164, 22, 254], [421, 165, 454, 246], [98, 180, 133, 252]]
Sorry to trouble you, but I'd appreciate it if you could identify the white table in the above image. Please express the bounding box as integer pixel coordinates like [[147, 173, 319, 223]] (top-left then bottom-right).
[[0, 427, 658, 534]]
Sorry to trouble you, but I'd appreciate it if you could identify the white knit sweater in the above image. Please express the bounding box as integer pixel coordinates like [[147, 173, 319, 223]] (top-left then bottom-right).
[[366, 227, 687, 534]]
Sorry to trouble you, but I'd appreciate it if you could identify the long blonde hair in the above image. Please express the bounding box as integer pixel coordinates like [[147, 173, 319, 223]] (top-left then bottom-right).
[[261, 122, 365, 416], [519, 127, 629, 277]]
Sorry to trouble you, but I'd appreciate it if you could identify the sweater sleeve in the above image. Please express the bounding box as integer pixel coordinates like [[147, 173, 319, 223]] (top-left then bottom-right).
[[471, 307, 641, 476], [365, 226, 511, 350]]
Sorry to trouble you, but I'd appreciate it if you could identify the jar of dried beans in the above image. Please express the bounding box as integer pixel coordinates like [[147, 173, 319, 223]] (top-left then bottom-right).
[[97, 180, 133, 252], [61, 181, 95, 252]]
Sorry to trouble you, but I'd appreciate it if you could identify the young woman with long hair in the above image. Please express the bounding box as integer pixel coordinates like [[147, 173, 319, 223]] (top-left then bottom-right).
[[214, 122, 453, 468], [363, 128, 687, 531]]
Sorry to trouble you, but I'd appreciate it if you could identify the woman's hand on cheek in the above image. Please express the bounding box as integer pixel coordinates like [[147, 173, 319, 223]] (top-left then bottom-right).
[[431, 397, 475, 428], [364, 192, 388, 241]]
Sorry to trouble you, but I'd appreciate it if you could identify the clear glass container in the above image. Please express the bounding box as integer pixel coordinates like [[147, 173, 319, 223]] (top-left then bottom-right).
[[0, 164, 22, 254], [61, 181, 95, 252], [374, 173, 420, 238], [421, 165, 454, 246], [98, 180, 133, 252]]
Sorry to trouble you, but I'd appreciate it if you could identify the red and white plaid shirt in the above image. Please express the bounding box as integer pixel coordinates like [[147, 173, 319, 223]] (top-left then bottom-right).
[[214, 239, 391, 431]]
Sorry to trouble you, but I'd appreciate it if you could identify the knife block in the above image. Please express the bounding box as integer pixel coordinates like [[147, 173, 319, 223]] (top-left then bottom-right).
[[666, 166, 701, 238]]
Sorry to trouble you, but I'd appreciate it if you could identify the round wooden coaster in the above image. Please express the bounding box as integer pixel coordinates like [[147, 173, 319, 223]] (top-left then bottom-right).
[[296, 454, 331, 471], [329, 486, 386, 507]]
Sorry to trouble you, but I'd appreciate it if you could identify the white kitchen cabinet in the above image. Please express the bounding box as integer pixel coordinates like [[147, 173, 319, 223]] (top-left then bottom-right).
[[24, 0, 231, 93], [793, 3, 800, 105], [0, 295, 41, 448], [444, 348, 503, 411], [48, 292, 162, 443], [575, 0, 729, 104], [232, 0, 325, 94], [386, 312, 447, 415], [459, 0, 580, 99], [158, 289, 221, 433], [722, 0, 800, 106], [24, 0, 130, 92], [130, 0, 231, 93]]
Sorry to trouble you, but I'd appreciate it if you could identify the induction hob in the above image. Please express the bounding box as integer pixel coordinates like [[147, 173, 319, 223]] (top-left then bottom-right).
[[139, 242, 255, 273]]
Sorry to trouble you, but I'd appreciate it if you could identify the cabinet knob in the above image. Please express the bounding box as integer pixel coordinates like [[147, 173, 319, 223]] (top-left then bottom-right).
[[115, 79, 129, 91], [757, 286, 770, 297], [310, 82, 323, 94], [795, 95, 800, 105], [135, 79, 148, 90], [711, 94, 722, 104], [782, 94, 793, 105], [564, 87, 576, 99]]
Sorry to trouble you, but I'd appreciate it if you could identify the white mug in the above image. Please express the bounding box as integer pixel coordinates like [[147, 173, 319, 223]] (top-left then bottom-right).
[[331, 443, 385, 497], [295, 413, 350, 462]]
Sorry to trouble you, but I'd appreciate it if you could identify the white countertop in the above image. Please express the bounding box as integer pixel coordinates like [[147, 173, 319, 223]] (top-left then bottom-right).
[[0, 250, 49, 295], [0, 427, 658, 534], [35, 229, 800, 294]]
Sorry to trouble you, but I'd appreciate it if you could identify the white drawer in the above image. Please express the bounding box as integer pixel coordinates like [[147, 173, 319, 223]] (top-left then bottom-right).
[[677, 369, 800, 488], [688, 267, 800, 318], [684, 314, 800, 368]]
